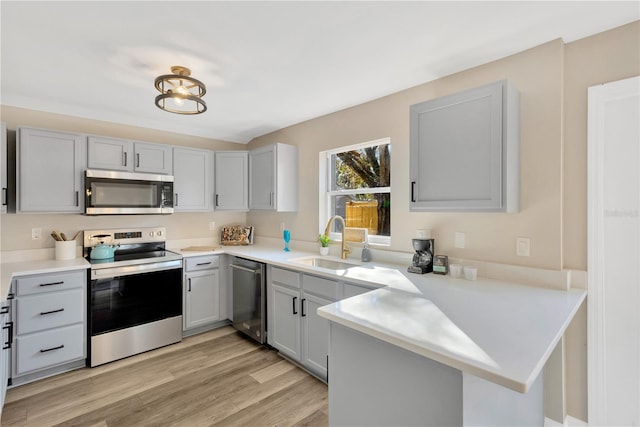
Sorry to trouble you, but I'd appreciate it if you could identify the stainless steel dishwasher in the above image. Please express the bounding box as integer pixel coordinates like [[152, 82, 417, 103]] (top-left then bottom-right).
[[230, 257, 266, 344]]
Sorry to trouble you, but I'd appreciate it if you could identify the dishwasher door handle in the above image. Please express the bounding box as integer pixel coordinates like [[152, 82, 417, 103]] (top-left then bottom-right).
[[230, 264, 261, 275]]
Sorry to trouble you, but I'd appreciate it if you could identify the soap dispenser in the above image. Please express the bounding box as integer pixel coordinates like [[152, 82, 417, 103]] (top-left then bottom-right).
[[361, 243, 372, 262]]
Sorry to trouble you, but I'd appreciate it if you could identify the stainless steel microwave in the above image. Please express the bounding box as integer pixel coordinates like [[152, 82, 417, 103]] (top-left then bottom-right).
[[84, 169, 174, 215]]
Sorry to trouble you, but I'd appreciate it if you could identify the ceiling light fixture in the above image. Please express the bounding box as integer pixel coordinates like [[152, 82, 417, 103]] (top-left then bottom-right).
[[154, 66, 207, 115]]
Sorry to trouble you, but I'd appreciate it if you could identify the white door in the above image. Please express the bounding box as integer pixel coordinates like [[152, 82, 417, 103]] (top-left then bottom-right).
[[173, 147, 212, 212], [588, 75, 640, 426], [249, 145, 275, 210], [134, 142, 172, 174], [214, 151, 249, 211]]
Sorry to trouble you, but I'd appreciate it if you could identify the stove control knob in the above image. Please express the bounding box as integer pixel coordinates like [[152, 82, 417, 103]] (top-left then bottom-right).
[[149, 231, 155, 237], [157, 230, 162, 237]]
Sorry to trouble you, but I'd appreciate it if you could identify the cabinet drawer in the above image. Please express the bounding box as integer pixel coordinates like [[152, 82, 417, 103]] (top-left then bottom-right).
[[16, 270, 85, 296], [17, 289, 84, 335], [271, 267, 300, 288], [303, 275, 337, 300], [15, 324, 84, 375], [185, 255, 219, 272]]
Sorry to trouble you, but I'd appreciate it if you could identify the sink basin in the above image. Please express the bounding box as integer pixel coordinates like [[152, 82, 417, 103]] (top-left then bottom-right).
[[292, 257, 360, 270]]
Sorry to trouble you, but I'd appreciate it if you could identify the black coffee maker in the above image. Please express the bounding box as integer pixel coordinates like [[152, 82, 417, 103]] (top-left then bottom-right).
[[407, 238, 435, 274]]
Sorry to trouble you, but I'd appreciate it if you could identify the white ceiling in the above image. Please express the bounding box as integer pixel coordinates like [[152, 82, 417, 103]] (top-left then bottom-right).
[[1, 1, 638, 144]]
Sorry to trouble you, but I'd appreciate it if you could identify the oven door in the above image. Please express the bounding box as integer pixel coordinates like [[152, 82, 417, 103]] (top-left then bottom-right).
[[85, 169, 174, 215], [89, 264, 182, 337]]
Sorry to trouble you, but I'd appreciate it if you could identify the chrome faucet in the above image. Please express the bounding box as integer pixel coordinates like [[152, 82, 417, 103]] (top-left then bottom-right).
[[324, 215, 352, 260]]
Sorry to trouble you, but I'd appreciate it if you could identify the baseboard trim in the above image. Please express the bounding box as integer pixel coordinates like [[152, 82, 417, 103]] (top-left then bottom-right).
[[545, 415, 588, 426]]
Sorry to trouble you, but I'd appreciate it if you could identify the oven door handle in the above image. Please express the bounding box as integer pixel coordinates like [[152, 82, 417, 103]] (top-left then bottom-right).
[[91, 259, 182, 279], [230, 264, 261, 275]]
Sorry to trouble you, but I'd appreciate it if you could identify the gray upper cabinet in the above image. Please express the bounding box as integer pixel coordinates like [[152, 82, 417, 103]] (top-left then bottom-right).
[[409, 80, 519, 212], [18, 127, 86, 213], [1, 122, 7, 213], [173, 147, 212, 212], [88, 136, 172, 175], [214, 151, 248, 211], [249, 143, 298, 212]]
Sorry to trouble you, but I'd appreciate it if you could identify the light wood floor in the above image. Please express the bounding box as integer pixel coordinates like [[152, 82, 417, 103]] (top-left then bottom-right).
[[1, 327, 328, 427]]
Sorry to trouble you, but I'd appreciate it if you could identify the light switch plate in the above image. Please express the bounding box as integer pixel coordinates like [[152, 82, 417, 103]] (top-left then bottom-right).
[[516, 237, 531, 256], [454, 232, 466, 249]]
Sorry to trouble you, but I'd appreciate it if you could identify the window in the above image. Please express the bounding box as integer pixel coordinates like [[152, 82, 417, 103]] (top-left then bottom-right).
[[320, 138, 391, 245]]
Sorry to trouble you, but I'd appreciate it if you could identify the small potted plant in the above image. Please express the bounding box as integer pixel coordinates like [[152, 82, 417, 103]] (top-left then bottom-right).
[[318, 234, 331, 256]]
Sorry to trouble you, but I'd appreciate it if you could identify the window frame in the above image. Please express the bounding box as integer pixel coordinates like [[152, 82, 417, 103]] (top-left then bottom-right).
[[319, 137, 391, 246]]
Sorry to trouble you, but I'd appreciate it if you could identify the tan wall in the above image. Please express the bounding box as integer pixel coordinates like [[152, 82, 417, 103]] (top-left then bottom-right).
[[0, 106, 247, 250], [562, 20, 640, 421], [249, 39, 565, 270]]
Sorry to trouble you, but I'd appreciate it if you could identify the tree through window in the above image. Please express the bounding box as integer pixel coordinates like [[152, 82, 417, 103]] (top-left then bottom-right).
[[324, 139, 391, 243]]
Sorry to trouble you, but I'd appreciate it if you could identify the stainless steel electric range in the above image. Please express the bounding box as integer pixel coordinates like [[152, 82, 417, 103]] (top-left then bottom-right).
[[83, 227, 183, 367]]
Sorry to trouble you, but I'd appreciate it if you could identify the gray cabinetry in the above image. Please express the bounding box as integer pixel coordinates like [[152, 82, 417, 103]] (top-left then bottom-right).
[[0, 294, 12, 415], [183, 255, 220, 332], [249, 143, 298, 212], [214, 151, 248, 211], [268, 266, 335, 380], [173, 147, 212, 212], [1, 122, 7, 213], [18, 127, 86, 213], [409, 80, 519, 212], [88, 136, 172, 175], [11, 269, 86, 385]]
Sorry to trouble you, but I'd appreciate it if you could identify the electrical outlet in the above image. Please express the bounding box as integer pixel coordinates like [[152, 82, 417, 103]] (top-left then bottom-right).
[[280, 222, 285, 232], [516, 237, 531, 257], [454, 232, 466, 249], [209, 221, 216, 231], [32, 227, 42, 240]]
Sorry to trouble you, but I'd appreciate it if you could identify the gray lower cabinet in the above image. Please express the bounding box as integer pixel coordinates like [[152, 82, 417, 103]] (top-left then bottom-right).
[[173, 147, 213, 212], [269, 267, 336, 380], [17, 127, 86, 213], [0, 295, 12, 415], [11, 269, 86, 385], [409, 80, 519, 212], [183, 255, 220, 332]]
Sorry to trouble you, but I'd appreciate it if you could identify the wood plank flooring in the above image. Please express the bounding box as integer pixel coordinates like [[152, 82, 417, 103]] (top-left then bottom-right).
[[1, 327, 328, 427]]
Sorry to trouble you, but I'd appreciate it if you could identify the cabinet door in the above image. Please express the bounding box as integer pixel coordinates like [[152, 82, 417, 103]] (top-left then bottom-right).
[[409, 80, 519, 212], [302, 293, 333, 380], [249, 145, 275, 210], [0, 308, 9, 412], [173, 147, 212, 212], [184, 269, 220, 330], [271, 283, 301, 361], [214, 151, 248, 211], [1, 122, 7, 213], [134, 142, 172, 174], [87, 136, 132, 171], [18, 128, 86, 213]]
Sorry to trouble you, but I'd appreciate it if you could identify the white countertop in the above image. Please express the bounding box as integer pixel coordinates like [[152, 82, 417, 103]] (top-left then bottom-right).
[[1, 243, 586, 396], [1, 258, 90, 300]]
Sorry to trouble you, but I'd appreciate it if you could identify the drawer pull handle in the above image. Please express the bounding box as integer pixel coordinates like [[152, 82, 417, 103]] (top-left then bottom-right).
[[40, 344, 64, 353], [40, 308, 65, 316], [196, 262, 212, 266], [0, 305, 8, 314], [2, 321, 13, 350], [39, 281, 64, 287]]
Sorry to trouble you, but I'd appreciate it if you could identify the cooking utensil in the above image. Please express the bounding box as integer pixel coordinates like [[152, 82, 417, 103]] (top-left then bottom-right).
[[51, 230, 64, 241], [60, 232, 68, 241]]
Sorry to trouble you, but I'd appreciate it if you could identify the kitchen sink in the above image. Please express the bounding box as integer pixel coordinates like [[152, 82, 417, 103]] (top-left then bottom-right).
[[291, 257, 360, 270]]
